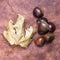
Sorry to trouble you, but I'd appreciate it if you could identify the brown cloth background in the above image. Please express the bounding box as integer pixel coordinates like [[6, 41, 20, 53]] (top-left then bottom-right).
[[0, 0, 60, 60]]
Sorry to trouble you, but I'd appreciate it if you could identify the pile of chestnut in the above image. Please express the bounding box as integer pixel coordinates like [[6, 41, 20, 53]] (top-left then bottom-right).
[[33, 7, 56, 47]]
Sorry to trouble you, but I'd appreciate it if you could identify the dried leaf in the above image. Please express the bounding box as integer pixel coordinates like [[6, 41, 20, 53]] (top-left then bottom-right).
[[3, 14, 35, 48]]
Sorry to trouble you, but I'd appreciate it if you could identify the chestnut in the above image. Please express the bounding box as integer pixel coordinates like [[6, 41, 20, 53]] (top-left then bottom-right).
[[48, 22, 56, 33], [33, 7, 44, 18], [37, 17, 48, 24], [38, 18, 49, 35], [34, 37, 45, 47], [42, 33, 54, 43]]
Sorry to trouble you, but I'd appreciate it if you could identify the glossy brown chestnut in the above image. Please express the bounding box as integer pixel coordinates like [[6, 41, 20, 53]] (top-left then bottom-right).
[[38, 18, 49, 35], [34, 37, 45, 47], [42, 33, 54, 43], [48, 22, 56, 33], [33, 7, 44, 18], [37, 17, 48, 24]]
